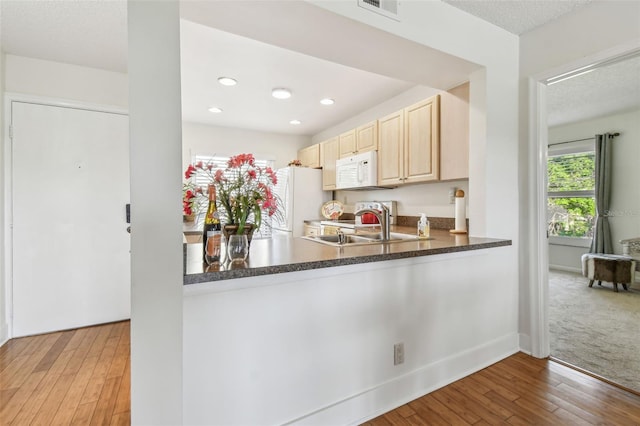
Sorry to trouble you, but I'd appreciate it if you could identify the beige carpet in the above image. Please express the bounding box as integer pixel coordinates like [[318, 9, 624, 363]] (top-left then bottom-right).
[[549, 269, 640, 392]]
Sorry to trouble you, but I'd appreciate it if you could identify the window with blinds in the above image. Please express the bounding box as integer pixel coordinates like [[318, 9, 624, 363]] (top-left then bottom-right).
[[193, 154, 275, 239], [547, 149, 595, 242]]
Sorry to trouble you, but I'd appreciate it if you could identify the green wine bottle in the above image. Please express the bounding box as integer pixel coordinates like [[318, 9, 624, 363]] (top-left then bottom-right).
[[203, 184, 222, 264]]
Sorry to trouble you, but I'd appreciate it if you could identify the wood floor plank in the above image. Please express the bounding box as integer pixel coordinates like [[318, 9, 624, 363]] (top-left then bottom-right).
[[449, 380, 513, 420], [485, 390, 557, 425], [33, 329, 76, 373], [71, 401, 98, 426], [90, 375, 122, 426], [430, 388, 481, 424], [435, 384, 504, 424], [407, 398, 450, 426], [394, 404, 415, 418], [79, 331, 121, 405], [9, 349, 74, 425], [382, 410, 413, 425], [415, 393, 471, 425], [0, 370, 46, 424], [404, 414, 429, 426], [1, 333, 63, 391], [109, 410, 130, 426], [548, 361, 640, 408], [552, 407, 593, 425], [112, 355, 130, 416], [50, 355, 100, 425], [0, 334, 42, 370], [30, 372, 76, 425]]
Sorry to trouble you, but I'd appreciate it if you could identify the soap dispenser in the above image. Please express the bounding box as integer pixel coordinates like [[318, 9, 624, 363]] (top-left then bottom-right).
[[417, 213, 430, 238]]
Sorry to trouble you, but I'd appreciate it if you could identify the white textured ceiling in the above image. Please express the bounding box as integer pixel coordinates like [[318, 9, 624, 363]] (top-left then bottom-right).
[[1, 0, 127, 73], [1, 0, 638, 134], [443, 0, 593, 35], [547, 55, 640, 127]]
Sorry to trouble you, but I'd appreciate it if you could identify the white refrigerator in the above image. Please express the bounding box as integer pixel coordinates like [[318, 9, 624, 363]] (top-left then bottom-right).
[[272, 167, 330, 237]]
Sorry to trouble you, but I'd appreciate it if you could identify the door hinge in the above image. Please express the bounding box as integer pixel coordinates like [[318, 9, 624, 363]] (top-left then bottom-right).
[[8, 125, 13, 140]]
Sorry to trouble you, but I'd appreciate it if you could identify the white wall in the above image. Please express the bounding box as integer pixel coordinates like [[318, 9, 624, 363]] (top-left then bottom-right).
[[337, 181, 469, 219], [182, 121, 310, 171], [128, 2, 183, 423], [519, 0, 640, 354], [548, 109, 640, 271], [4, 55, 128, 107], [311, 85, 440, 144], [0, 51, 6, 345], [184, 248, 518, 424]]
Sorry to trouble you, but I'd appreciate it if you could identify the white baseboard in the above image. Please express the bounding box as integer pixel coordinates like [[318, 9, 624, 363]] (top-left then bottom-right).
[[549, 264, 582, 274], [286, 333, 520, 425]]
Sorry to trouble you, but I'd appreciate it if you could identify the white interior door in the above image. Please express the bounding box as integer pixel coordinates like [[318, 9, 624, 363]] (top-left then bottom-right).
[[11, 101, 130, 337]]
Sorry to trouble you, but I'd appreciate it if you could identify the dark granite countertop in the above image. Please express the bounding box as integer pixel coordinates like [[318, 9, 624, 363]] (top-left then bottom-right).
[[183, 227, 511, 285]]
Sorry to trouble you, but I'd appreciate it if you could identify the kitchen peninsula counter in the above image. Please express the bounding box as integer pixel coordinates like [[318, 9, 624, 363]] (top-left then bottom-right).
[[183, 228, 511, 284]]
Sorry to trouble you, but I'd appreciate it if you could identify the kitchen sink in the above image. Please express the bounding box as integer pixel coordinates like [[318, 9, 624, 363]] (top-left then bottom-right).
[[303, 232, 424, 247]]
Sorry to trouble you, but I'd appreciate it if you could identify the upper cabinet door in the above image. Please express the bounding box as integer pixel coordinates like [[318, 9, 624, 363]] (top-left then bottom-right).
[[377, 110, 404, 185], [298, 144, 321, 168], [356, 120, 378, 153], [440, 82, 469, 181], [320, 136, 339, 190], [338, 129, 356, 158], [404, 95, 440, 184]]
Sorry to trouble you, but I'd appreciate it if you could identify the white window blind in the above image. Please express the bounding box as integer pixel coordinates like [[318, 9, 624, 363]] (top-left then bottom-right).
[[193, 154, 275, 239]]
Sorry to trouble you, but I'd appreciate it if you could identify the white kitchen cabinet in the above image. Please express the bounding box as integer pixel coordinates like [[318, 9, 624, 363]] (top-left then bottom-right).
[[297, 143, 321, 168], [320, 136, 339, 190], [378, 94, 440, 186]]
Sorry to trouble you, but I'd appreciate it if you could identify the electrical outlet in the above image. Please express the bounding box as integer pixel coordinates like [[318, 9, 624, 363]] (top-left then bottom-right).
[[393, 343, 404, 365], [448, 187, 457, 204]]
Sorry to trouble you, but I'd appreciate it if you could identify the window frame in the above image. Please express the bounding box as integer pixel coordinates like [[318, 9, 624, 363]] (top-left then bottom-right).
[[547, 140, 595, 248]]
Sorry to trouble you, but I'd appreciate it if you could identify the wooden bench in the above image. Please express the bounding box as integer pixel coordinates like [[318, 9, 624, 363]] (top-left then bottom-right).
[[581, 253, 636, 292]]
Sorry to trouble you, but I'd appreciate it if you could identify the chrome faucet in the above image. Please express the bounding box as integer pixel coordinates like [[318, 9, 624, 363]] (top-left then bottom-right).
[[355, 202, 390, 241]]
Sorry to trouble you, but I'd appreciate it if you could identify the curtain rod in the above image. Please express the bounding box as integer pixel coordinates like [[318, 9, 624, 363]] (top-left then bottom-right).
[[548, 132, 620, 147]]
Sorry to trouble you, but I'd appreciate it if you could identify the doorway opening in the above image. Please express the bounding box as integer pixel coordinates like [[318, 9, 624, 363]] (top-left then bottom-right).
[[543, 51, 640, 393]]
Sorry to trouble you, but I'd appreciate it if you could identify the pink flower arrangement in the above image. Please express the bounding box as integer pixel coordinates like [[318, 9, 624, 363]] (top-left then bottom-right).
[[184, 153, 282, 234]]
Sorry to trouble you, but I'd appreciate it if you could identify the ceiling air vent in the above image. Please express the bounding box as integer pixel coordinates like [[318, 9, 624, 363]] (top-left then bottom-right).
[[358, 0, 400, 21]]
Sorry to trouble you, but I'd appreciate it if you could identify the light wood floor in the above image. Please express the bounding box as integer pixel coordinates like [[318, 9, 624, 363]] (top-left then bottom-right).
[[0, 321, 129, 425], [2, 322, 640, 425]]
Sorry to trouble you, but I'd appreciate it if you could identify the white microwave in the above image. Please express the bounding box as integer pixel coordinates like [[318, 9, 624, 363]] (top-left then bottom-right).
[[335, 151, 378, 190]]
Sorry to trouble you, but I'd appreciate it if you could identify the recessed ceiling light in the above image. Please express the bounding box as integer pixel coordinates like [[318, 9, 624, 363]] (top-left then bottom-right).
[[290, 120, 301, 125], [320, 98, 335, 106], [217, 77, 237, 86], [272, 88, 292, 100], [208, 107, 223, 113]]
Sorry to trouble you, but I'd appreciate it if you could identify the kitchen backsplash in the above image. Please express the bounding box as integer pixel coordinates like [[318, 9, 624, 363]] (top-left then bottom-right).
[[337, 213, 467, 231]]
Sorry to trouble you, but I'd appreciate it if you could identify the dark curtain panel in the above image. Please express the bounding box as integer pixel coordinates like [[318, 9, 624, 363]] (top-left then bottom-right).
[[589, 133, 613, 254]]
